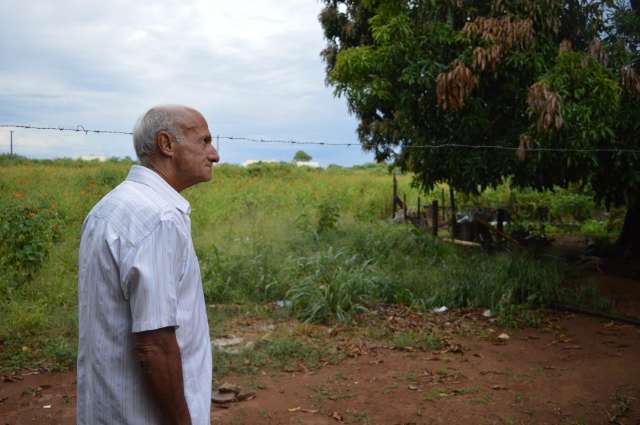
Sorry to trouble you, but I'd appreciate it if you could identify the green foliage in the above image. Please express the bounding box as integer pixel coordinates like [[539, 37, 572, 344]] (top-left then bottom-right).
[[319, 0, 640, 245], [0, 197, 64, 287], [43, 336, 77, 371], [519, 51, 624, 199], [293, 150, 312, 162], [0, 160, 620, 372], [95, 167, 127, 188], [200, 242, 288, 304], [245, 161, 296, 178], [548, 192, 595, 222], [316, 200, 341, 234], [214, 337, 327, 377], [392, 330, 443, 351], [423, 252, 564, 314], [496, 304, 543, 328], [287, 248, 378, 323], [558, 283, 614, 312]]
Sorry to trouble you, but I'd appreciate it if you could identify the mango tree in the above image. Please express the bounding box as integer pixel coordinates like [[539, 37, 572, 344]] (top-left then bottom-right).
[[320, 0, 640, 255]]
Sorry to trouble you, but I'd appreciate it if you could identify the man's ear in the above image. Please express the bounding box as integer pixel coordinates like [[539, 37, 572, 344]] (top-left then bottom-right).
[[155, 131, 175, 158]]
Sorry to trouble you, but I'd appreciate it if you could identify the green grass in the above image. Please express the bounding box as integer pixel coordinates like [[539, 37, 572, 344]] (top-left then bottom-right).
[[213, 336, 337, 378], [392, 331, 444, 351], [0, 157, 609, 372]]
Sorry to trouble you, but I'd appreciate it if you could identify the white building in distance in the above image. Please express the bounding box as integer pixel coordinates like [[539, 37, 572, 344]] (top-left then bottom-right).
[[294, 160, 321, 168], [76, 155, 109, 162], [242, 159, 279, 167]]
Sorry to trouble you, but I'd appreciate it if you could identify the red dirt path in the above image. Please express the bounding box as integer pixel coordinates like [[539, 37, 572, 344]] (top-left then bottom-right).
[[2, 312, 639, 425], [3, 264, 640, 425]]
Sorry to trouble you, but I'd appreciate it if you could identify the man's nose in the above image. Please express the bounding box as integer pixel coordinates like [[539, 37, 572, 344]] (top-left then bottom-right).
[[208, 145, 220, 163]]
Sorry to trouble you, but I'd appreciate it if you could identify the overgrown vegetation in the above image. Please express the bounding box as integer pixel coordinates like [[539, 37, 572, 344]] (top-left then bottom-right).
[[0, 158, 617, 372], [0, 197, 64, 288], [319, 0, 640, 254]]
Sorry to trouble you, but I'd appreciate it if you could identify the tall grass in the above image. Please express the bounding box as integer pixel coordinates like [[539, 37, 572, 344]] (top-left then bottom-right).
[[0, 158, 573, 371], [0, 159, 415, 370]]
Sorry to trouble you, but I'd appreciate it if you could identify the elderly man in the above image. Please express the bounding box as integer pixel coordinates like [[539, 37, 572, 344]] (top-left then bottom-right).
[[77, 105, 219, 425]]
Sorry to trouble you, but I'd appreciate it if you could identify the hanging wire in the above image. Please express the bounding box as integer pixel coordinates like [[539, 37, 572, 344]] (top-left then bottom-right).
[[2, 123, 640, 154]]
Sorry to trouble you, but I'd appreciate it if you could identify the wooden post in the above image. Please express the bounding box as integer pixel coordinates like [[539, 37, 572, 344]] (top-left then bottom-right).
[[441, 188, 446, 223], [432, 200, 438, 236], [497, 208, 506, 232], [392, 173, 398, 218], [449, 186, 457, 237], [403, 193, 408, 220]]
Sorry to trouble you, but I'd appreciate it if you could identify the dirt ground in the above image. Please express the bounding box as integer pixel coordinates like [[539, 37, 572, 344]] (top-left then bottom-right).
[[2, 273, 640, 425]]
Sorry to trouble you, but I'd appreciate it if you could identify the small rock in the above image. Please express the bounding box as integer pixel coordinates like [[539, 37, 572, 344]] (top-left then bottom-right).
[[236, 391, 256, 401], [482, 309, 493, 318], [497, 333, 510, 341], [217, 382, 241, 394], [212, 391, 236, 404]]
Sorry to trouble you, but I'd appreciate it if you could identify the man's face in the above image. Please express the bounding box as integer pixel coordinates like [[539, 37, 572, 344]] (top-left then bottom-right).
[[173, 111, 219, 190]]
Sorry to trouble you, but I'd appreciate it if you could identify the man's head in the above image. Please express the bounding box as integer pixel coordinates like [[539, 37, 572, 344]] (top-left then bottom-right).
[[133, 105, 219, 192]]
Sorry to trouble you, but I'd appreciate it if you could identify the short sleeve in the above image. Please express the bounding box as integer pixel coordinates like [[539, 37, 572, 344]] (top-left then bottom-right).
[[121, 216, 187, 333]]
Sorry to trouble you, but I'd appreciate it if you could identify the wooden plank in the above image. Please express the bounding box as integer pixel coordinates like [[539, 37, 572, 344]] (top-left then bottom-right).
[[442, 238, 481, 247]]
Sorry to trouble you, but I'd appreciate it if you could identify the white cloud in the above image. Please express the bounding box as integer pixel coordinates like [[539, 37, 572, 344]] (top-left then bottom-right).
[[0, 0, 371, 165]]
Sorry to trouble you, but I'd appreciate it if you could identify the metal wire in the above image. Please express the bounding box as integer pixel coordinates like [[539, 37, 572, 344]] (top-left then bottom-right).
[[2, 124, 640, 154], [0, 124, 133, 135]]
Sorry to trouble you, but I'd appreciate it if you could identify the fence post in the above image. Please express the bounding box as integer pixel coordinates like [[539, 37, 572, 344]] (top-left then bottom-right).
[[403, 193, 408, 220], [441, 188, 446, 223], [432, 200, 438, 237], [392, 173, 398, 218], [449, 187, 457, 237], [497, 208, 506, 232]]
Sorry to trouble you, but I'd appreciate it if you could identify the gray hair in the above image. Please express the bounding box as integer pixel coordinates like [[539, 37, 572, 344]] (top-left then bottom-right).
[[133, 107, 185, 166]]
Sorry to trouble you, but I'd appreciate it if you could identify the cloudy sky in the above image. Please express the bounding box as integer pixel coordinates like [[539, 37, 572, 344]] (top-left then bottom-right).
[[0, 0, 373, 165]]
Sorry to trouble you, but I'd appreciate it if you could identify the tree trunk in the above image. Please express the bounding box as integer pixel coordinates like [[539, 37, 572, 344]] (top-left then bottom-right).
[[617, 197, 640, 257]]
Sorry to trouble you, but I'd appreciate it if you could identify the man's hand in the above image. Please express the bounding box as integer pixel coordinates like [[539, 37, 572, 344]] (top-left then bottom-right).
[[134, 327, 192, 425]]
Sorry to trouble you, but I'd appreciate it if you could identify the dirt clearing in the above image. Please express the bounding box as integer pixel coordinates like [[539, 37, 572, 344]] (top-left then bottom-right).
[[0, 270, 640, 425]]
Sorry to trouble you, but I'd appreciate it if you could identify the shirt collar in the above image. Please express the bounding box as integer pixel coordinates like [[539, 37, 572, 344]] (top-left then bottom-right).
[[126, 165, 191, 214]]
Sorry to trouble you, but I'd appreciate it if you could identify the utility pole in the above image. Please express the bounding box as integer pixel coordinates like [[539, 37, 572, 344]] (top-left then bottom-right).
[[10, 130, 13, 156]]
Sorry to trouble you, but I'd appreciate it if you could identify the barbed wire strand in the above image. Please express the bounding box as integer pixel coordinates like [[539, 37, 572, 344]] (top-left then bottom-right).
[[1, 124, 639, 154]]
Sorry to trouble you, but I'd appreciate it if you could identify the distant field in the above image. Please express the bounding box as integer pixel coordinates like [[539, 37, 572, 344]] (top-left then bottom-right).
[[0, 158, 614, 372]]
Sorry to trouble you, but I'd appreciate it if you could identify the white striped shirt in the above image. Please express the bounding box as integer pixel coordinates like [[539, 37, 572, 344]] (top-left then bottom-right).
[[77, 165, 212, 425]]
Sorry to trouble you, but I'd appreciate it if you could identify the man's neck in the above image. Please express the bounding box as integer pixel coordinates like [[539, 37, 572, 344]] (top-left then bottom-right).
[[145, 161, 183, 192]]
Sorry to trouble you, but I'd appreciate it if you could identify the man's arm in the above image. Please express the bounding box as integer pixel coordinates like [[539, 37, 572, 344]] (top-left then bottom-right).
[[134, 327, 192, 425]]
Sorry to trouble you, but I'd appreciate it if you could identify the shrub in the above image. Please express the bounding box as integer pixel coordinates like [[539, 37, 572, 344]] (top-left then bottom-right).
[[0, 198, 64, 287], [316, 200, 340, 234]]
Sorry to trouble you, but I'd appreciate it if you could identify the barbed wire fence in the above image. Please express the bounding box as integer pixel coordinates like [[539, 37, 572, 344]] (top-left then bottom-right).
[[2, 123, 640, 156]]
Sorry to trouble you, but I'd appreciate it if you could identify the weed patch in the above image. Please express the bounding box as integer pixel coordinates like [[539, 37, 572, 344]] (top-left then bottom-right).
[[0, 198, 64, 287], [213, 337, 330, 378], [392, 331, 444, 351]]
